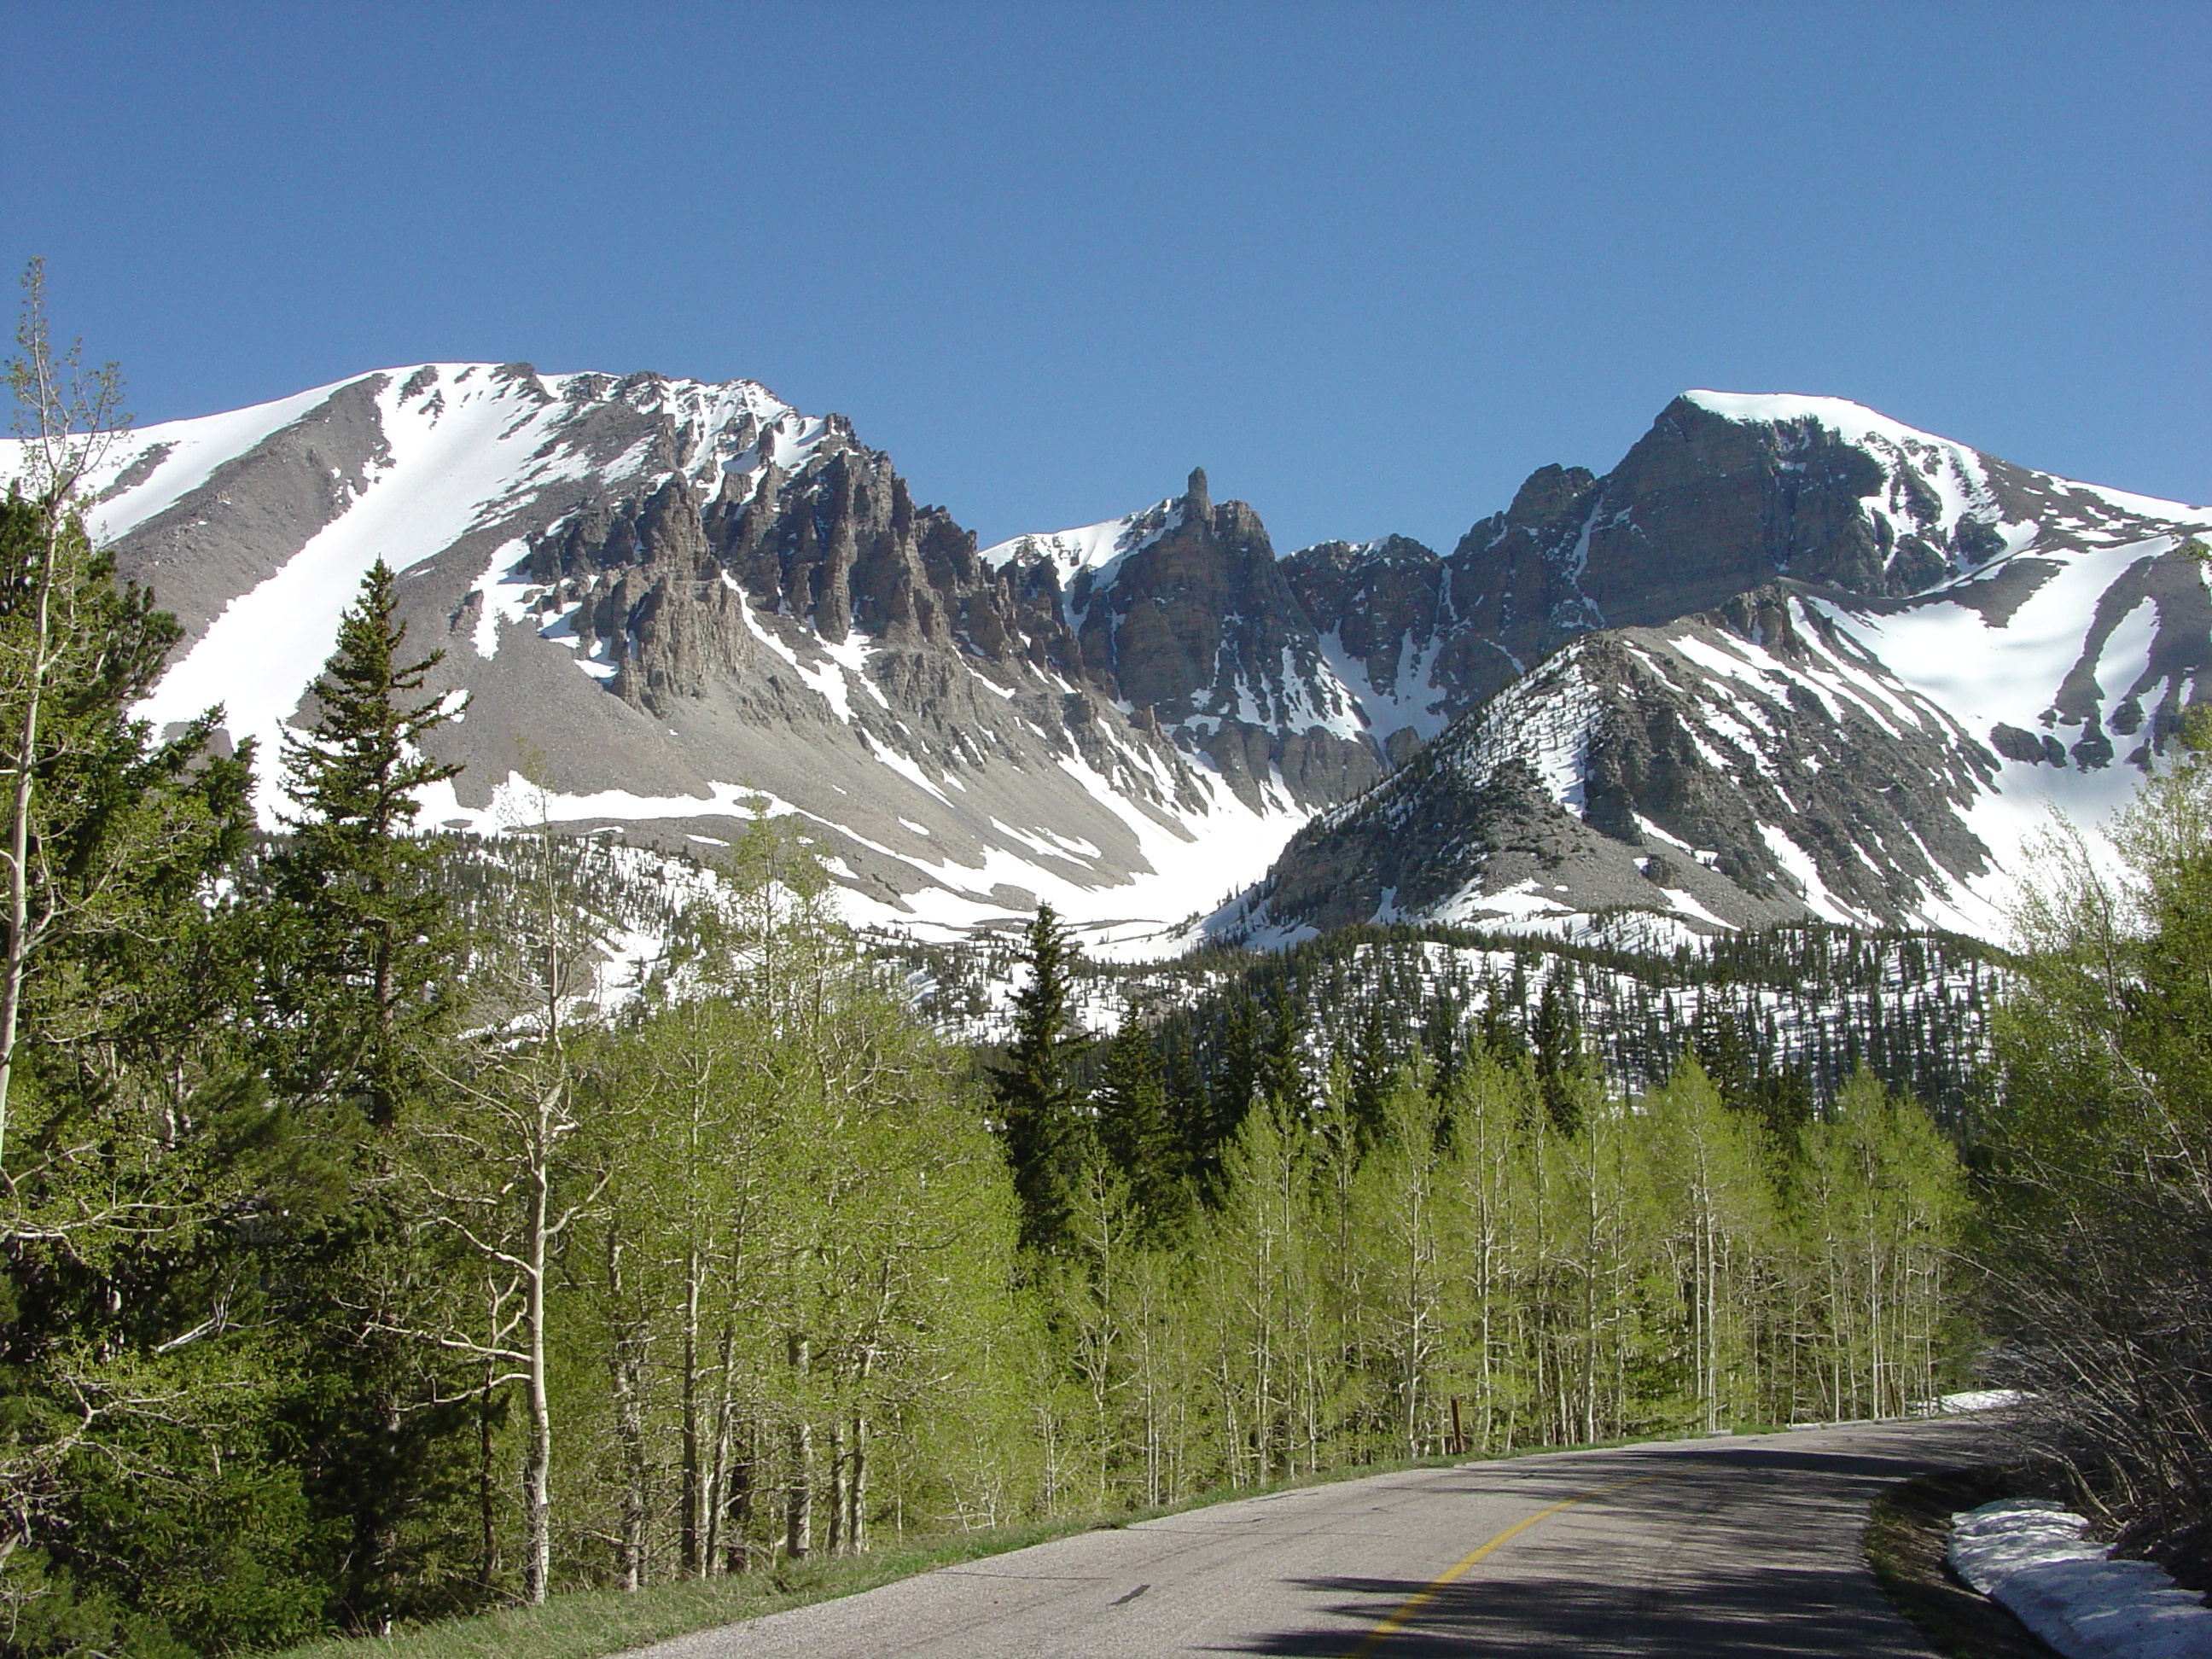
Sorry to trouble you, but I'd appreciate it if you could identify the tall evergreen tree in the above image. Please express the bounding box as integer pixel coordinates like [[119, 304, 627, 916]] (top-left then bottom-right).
[[266, 558, 463, 1128], [1191, 993, 1261, 1203], [1533, 968, 1583, 1136], [992, 903, 1086, 1255], [1347, 1000, 1393, 1153], [262, 561, 476, 1633], [1476, 979, 1526, 1068], [1095, 1002, 1186, 1243], [1259, 990, 1308, 1123]]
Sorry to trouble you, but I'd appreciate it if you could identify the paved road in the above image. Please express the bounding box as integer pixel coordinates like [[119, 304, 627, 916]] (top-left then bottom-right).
[[638, 1417, 1991, 1658]]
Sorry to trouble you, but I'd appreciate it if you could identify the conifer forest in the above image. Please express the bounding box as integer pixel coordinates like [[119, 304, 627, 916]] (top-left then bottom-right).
[[3, 286, 2209, 1656]]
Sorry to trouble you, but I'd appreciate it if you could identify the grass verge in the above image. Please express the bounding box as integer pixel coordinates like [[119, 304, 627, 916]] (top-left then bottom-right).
[[256, 1517, 1098, 1659], [1864, 1466, 2061, 1659]]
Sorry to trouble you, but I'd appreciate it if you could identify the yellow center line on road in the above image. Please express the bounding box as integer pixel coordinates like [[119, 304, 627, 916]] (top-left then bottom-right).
[[1339, 1471, 1667, 1658]]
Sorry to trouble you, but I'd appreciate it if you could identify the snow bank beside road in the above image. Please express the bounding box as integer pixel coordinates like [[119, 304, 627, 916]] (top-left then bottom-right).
[[1949, 1499, 2212, 1659], [1937, 1389, 2027, 1413]]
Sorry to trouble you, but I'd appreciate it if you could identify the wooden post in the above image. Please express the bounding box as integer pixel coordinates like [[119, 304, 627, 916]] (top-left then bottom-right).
[[1451, 1395, 1465, 1458]]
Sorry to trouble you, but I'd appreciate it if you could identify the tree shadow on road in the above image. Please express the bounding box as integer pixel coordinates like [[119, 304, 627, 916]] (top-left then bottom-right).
[[1209, 1441, 1964, 1657], [1213, 1563, 1924, 1656]]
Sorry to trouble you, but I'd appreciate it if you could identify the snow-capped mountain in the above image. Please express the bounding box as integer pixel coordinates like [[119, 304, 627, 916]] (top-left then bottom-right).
[[13, 367, 2205, 953], [1272, 390, 2204, 759], [1215, 394, 2212, 947], [18, 364, 1367, 953]]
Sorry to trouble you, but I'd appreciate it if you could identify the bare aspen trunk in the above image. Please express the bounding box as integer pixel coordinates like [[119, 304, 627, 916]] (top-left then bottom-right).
[[784, 1335, 811, 1561], [724, 1419, 756, 1575], [704, 1311, 738, 1573], [846, 1411, 866, 1555], [521, 1097, 556, 1604], [478, 1359, 501, 1589], [680, 1252, 703, 1575], [0, 279, 124, 1172], [0, 501, 58, 1173], [824, 1423, 845, 1556], [605, 1231, 649, 1592]]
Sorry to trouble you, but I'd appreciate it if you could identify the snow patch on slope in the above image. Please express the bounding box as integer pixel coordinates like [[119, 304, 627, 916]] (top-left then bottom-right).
[[1314, 627, 1457, 745], [2, 379, 353, 543], [135, 368, 592, 779], [979, 498, 1184, 591]]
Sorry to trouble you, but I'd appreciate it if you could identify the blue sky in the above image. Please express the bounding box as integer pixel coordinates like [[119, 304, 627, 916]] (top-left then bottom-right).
[[5, 1, 2207, 553]]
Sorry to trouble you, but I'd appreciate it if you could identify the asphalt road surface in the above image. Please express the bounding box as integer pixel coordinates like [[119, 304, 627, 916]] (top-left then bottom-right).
[[637, 1417, 1992, 1658]]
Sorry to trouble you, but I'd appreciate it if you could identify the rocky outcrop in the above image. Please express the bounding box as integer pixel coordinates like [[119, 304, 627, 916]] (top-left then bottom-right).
[[1062, 469, 1384, 810], [1214, 579, 2053, 942]]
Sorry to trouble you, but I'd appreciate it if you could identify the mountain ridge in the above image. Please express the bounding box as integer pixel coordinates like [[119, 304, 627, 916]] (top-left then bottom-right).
[[9, 367, 2205, 953]]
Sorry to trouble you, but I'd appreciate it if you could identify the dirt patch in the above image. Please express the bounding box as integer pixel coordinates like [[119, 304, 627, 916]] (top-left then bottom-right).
[[1865, 1467, 2063, 1658]]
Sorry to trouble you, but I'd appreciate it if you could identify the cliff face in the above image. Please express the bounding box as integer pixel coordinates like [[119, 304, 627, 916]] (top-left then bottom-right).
[[1049, 469, 1384, 810]]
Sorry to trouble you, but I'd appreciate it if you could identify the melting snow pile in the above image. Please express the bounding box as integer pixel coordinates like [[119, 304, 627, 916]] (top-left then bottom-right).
[[1938, 1389, 2029, 1413], [1948, 1499, 2212, 1659]]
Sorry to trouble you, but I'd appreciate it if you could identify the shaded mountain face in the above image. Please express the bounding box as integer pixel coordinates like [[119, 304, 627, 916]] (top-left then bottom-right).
[[15, 367, 2205, 951]]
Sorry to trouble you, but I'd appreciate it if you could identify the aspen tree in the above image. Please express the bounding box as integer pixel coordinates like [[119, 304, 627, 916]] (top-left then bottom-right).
[[397, 803, 608, 1605], [0, 261, 129, 1167]]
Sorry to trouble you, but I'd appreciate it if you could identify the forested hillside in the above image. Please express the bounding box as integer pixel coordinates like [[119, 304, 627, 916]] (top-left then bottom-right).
[[892, 917, 2000, 1131]]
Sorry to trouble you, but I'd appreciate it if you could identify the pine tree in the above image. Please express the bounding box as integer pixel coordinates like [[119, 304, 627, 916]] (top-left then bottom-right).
[[993, 903, 1086, 1255], [266, 559, 464, 1128], [1337, 998, 1391, 1152], [260, 561, 476, 1630], [1533, 969, 1583, 1136], [1191, 992, 1260, 1205], [1259, 990, 1307, 1123], [1095, 1001, 1186, 1243], [1477, 980, 1526, 1068], [0, 272, 322, 1650]]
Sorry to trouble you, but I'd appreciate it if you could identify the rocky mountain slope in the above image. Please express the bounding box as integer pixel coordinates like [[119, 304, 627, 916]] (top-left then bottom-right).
[[42, 365, 1378, 951], [11, 370, 2206, 952], [1218, 431, 2212, 946]]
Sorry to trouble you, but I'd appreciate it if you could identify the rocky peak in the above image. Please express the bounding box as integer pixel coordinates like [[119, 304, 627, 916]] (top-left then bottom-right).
[[1279, 392, 2209, 765], [1502, 463, 1598, 530], [1055, 471, 1379, 811]]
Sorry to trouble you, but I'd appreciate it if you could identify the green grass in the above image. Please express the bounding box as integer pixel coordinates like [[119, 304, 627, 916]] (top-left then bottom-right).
[[259, 1420, 1852, 1659], [256, 1519, 1097, 1659]]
